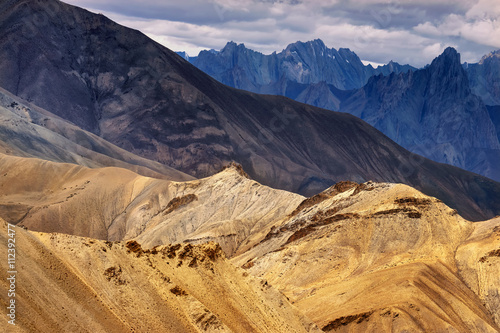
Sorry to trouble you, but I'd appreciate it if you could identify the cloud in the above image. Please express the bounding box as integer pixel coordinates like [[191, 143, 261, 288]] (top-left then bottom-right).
[[414, 0, 500, 55], [62, 0, 499, 67]]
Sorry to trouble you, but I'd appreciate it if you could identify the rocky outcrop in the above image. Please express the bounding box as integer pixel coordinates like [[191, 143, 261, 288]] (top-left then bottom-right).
[[233, 182, 500, 332]]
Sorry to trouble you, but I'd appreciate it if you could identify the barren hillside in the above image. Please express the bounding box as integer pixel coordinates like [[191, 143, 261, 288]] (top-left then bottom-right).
[[234, 182, 500, 332], [0, 219, 319, 332]]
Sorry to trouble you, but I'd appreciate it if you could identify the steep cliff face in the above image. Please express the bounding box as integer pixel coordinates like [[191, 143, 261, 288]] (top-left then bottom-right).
[[341, 47, 500, 182], [466, 50, 500, 106], [488, 105, 500, 142]]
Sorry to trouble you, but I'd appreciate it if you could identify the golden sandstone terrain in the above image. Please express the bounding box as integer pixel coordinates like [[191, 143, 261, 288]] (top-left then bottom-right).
[[1, 153, 499, 332], [1, 1, 500, 332]]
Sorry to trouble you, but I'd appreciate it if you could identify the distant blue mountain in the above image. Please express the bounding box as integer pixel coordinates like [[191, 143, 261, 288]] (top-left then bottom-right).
[[185, 39, 415, 99], [465, 50, 500, 106], [340, 47, 500, 182], [182, 42, 500, 182]]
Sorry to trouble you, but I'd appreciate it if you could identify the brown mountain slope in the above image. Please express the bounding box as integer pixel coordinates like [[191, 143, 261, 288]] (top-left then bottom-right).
[[0, 219, 319, 332], [1, 0, 500, 221], [0, 154, 303, 256], [233, 182, 500, 332], [0, 86, 193, 181]]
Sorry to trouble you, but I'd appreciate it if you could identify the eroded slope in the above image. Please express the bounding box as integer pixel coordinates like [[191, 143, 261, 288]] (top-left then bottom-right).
[[234, 182, 500, 332], [0, 219, 319, 332]]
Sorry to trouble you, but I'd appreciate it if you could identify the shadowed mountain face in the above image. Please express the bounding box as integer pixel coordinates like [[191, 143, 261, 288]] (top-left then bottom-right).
[[0, 87, 194, 181], [340, 48, 500, 182], [1, 0, 500, 221], [466, 50, 500, 106], [188, 39, 414, 96], [488, 105, 500, 142]]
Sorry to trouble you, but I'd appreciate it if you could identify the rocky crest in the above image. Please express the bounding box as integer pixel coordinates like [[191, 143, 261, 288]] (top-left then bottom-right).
[[0, 219, 319, 332], [466, 50, 500, 106]]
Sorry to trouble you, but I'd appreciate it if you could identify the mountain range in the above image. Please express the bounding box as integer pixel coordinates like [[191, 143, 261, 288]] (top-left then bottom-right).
[[183, 41, 500, 182], [1, 1, 500, 331], [2, 153, 500, 332], [186, 39, 415, 92], [466, 50, 500, 106], [340, 47, 500, 182], [1, 0, 500, 222]]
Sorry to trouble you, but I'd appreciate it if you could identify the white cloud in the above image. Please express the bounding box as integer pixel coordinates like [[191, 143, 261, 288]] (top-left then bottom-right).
[[62, 0, 500, 67], [414, 0, 500, 52]]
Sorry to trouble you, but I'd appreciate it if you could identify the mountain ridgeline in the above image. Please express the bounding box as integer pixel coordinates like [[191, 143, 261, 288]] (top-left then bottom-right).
[[2, 1, 500, 332], [466, 50, 500, 106], [186, 39, 415, 92], [1, 0, 500, 221], [184, 42, 500, 182]]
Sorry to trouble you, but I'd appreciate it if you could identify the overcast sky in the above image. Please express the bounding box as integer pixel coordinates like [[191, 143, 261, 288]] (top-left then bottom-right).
[[63, 0, 500, 67]]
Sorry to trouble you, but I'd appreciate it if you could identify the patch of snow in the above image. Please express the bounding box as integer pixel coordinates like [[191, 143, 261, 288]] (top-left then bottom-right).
[[361, 60, 385, 67]]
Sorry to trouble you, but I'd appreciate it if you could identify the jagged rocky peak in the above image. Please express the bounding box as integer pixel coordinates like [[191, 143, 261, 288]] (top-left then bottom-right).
[[479, 49, 500, 64], [217, 161, 250, 179], [221, 41, 242, 52], [285, 39, 327, 54], [427, 47, 470, 97], [429, 47, 462, 72], [466, 48, 500, 106]]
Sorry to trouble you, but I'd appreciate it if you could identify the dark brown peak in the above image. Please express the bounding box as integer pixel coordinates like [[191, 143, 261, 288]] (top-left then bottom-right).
[[163, 194, 198, 216], [218, 162, 250, 179], [330, 181, 359, 194], [289, 181, 359, 218], [125, 240, 143, 254], [201, 242, 224, 261]]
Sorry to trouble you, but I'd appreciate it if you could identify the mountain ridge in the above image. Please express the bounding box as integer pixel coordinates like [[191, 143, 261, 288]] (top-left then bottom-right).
[[187, 39, 415, 93]]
